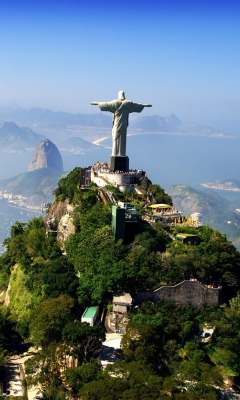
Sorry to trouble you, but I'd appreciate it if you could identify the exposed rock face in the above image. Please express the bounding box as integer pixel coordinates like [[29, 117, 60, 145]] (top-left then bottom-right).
[[45, 200, 75, 248], [57, 206, 75, 248], [28, 139, 63, 172]]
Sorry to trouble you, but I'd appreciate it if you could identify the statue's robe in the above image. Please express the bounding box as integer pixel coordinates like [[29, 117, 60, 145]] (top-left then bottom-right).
[[98, 100, 145, 157]]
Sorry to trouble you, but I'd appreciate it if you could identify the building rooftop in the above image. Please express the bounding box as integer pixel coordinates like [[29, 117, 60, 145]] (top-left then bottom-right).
[[82, 306, 99, 319], [176, 233, 199, 238], [148, 204, 172, 209], [113, 293, 132, 305]]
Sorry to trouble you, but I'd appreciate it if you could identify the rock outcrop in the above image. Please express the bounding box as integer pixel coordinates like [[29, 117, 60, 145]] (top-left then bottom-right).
[[57, 207, 75, 248], [45, 200, 75, 248], [28, 139, 63, 172]]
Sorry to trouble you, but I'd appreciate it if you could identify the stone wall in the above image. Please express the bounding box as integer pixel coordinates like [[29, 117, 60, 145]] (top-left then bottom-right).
[[134, 280, 221, 306], [91, 169, 144, 192], [154, 280, 221, 306]]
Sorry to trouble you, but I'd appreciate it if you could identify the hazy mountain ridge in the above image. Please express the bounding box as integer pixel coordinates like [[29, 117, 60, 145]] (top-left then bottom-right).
[[0, 103, 232, 139], [167, 184, 240, 248], [0, 107, 112, 127], [131, 113, 182, 132], [0, 121, 45, 152], [59, 137, 100, 152]]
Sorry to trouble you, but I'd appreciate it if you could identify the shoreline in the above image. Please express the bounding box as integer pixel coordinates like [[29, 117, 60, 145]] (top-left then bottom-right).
[[201, 184, 240, 192], [8, 203, 43, 214]]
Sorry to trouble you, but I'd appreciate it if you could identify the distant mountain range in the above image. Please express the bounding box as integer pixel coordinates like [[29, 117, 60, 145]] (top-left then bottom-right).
[[131, 113, 182, 132], [0, 122, 100, 154], [0, 102, 111, 128], [167, 184, 240, 249], [0, 122, 45, 153], [0, 102, 232, 139], [58, 137, 100, 153]]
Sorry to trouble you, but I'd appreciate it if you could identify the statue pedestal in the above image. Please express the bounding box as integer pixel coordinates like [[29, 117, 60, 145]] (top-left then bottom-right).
[[109, 156, 129, 172]]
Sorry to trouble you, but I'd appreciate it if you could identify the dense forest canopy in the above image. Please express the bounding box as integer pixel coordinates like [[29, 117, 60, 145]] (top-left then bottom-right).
[[0, 167, 240, 399]]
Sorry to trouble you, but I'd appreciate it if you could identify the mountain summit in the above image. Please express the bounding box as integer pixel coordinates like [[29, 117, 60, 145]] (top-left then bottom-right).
[[28, 139, 63, 173]]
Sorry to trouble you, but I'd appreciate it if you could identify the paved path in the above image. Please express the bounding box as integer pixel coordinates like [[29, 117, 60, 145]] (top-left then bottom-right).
[[5, 359, 22, 397], [5, 354, 40, 399], [100, 334, 122, 369]]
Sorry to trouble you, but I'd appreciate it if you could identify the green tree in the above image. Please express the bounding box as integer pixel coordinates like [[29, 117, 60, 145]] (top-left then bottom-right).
[[67, 225, 129, 304], [29, 295, 75, 346], [64, 363, 101, 394], [121, 323, 161, 368], [79, 361, 164, 400], [62, 322, 105, 363], [149, 184, 173, 205], [39, 258, 78, 299], [25, 343, 67, 399], [54, 167, 81, 203]]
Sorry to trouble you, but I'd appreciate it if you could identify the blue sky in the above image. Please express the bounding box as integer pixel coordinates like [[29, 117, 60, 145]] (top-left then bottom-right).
[[0, 0, 240, 135]]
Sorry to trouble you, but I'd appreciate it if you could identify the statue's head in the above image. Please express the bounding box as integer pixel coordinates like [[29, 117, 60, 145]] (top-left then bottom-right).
[[118, 91, 125, 101]]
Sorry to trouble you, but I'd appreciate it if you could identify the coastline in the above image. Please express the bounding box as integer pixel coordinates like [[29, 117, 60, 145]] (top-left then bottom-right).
[[201, 184, 240, 192], [8, 203, 43, 214]]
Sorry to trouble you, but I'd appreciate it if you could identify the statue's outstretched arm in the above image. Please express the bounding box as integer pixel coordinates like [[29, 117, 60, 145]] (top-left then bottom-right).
[[90, 102, 99, 105]]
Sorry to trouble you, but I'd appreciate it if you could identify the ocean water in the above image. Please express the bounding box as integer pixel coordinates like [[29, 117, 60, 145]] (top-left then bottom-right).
[[126, 134, 240, 190], [0, 134, 239, 190], [0, 199, 43, 253]]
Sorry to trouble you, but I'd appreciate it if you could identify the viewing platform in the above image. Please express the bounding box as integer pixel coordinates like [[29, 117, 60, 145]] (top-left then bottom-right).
[[91, 163, 146, 193], [143, 203, 185, 224]]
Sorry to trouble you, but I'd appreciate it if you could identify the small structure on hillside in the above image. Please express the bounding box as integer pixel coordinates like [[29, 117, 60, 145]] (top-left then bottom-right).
[[175, 233, 200, 245], [113, 293, 132, 315], [147, 204, 184, 224], [112, 203, 140, 242], [191, 212, 203, 226], [81, 306, 99, 327], [201, 324, 215, 343]]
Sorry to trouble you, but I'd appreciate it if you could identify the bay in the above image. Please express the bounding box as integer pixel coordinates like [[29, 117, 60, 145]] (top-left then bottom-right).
[[0, 199, 43, 253]]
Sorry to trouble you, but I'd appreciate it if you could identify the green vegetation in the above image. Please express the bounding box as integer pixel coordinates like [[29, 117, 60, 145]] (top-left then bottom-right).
[[149, 183, 173, 205], [0, 167, 240, 398], [168, 184, 240, 247], [54, 167, 82, 203], [163, 225, 240, 290], [105, 185, 125, 201]]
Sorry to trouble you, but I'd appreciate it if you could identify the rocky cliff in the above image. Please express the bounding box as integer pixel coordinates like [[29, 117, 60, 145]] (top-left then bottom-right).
[[45, 199, 75, 248], [28, 139, 63, 172]]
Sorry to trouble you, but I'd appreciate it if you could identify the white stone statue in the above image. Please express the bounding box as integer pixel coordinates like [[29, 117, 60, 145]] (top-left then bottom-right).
[[91, 91, 152, 157]]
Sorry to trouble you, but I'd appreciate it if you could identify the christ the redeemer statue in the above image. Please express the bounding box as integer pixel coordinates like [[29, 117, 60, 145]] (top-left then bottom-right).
[[91, 91, 152, 157]]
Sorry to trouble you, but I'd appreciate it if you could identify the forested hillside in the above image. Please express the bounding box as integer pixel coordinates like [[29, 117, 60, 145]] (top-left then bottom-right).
[[0, 167, 240, 399], [168, 184, 240, 248]]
